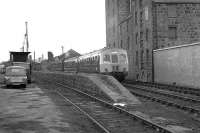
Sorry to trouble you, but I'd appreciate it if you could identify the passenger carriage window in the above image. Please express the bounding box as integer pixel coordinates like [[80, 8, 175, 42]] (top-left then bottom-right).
[[111, 54, 118, 63], [119, 54, 127, 64], [103, 54, 111, 62]]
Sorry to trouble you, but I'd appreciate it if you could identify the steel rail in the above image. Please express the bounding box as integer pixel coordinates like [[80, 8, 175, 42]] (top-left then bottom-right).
[[125, 81, 200, 96], [124, 83, 200, 103], [50, 80, 175, 133], [55, 89, 111, 133], [128, 88, 200, 115]]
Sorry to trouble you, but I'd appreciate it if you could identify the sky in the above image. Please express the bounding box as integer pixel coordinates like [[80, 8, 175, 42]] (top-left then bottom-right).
[[0, 0, 106, 62]]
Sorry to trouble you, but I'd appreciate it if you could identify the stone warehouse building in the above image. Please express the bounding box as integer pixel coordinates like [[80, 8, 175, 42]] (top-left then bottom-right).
[[105, 0, 200, 82]]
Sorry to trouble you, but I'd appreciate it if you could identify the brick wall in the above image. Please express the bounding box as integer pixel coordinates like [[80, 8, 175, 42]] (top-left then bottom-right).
[[154, 3, 200, 49]]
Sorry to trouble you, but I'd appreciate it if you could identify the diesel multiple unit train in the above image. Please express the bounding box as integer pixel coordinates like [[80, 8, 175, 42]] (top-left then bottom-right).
[[47, 48, 129, 81]]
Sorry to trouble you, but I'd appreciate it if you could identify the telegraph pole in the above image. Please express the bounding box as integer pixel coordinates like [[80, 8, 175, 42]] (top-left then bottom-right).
[[34, 51, 35, 62], [25, 21, 29, 52], [61, 45, 64, 54]]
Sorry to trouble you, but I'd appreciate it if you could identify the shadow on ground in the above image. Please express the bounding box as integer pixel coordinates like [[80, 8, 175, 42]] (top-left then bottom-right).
[[0, 85, 26, 90]]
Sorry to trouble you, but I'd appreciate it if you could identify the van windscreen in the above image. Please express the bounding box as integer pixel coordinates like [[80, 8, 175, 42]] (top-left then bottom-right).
[[6, 68, 26, 76]]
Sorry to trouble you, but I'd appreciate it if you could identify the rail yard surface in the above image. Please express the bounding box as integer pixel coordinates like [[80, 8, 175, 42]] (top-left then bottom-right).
[[0, 72, 200, 133], [0, 74, 101, 133]]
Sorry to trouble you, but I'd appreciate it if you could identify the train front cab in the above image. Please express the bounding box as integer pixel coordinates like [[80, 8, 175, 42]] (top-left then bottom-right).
[[100, 49, 128, 81]]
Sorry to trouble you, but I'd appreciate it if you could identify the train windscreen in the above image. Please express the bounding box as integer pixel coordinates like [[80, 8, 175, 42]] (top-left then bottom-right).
[[103, 54, 111, 62], [119, 54, 127, 64], [111, 54, 118, 63]]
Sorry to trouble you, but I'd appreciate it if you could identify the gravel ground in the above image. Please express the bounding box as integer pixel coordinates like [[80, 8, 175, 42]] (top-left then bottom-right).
[[0, 74, 101, 133], [126, 95, 200, 132]]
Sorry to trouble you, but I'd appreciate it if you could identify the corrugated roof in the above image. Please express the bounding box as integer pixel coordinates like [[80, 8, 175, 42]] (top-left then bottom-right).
[[153, 0, 200, 3]]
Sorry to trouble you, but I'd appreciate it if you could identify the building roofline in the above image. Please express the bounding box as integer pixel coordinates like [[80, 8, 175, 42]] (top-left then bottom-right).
[[10, 51, 31, 54], [153, 42, 200, 52], [153, 0, 200, 4]]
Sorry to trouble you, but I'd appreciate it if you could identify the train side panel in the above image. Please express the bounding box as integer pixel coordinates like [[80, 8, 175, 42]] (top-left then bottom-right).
[[153, 42, 200, 88]]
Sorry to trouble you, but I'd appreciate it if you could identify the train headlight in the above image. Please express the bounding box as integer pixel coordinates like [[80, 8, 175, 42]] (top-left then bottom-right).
[[22, 76, 27, 81]]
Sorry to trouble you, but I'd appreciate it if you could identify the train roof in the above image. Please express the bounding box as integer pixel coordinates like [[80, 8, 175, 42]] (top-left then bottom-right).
[[78, 48, 125, 59], [81, 47, 126, 55], [153, 0, 200, 3], [64, 47, 127, 62], [6, 66, 26, 69]]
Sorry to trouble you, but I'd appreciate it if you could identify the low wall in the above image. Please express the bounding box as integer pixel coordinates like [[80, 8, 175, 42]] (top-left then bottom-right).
[[33, 71, 111, 101], [33, 71, 141, 106]]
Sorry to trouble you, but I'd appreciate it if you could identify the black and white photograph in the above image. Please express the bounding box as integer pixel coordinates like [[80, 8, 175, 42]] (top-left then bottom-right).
[[0, 0, 200, 133]]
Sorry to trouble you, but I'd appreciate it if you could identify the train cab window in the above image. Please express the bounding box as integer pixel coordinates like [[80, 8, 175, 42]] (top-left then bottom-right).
[[119, 54, 127, 64], [111, 54, 118, 63], [103, 54, 111, 62]]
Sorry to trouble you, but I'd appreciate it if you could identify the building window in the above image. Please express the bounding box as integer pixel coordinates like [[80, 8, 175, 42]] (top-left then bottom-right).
[[136, 32, 138, 45], [146, 28, 149, 41], [119, 25, 122, 35], [140, 11, 143, 28], [168, 26, 177, 40], [146, 49, 149, 66], [112, 0, 115, 17], [135, 11, 138, 25], [127, 37, 130, 50], [139, 0, 142, 8], [140, 31, 144, 48], [120, 40, 123, 48], [140, 50, 144, 69], [136, 73, 139, 80], [168, 5, 177, 18], [129, 0, 132, 12], [113, 42, 116, 48], [136, 51, 138, 66], [127, 21, 129, 33]]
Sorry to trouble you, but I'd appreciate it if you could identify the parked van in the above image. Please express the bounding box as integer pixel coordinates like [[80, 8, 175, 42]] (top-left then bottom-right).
[[4, 66, 27, 88]]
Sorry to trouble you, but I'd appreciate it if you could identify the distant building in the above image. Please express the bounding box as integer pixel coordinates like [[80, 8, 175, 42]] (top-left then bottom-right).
[[48, 51, 54, 62], [10, 51, 31, 62], [106, 0, 200, 82], [54, 49, 81, 61], [28, 55, 32, 61]]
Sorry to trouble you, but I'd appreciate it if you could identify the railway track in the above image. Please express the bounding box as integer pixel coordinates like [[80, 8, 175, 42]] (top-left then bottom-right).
[[37, 77, 175, 133], [124, 83, 200, 116], [124, 81, 200, 96]]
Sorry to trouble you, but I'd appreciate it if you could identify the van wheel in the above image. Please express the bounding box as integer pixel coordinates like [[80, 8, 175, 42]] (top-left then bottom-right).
[[22, 84, 26, 88]]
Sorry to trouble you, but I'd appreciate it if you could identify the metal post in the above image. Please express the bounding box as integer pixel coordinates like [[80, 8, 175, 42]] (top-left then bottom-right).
[[34, 51, 35, 62], [25, 21, 29, 52]]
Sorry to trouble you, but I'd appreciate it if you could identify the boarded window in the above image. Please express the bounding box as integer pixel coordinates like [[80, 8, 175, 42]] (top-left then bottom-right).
[[168, 26, 177, 40], [168, 5, 177, 18]]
